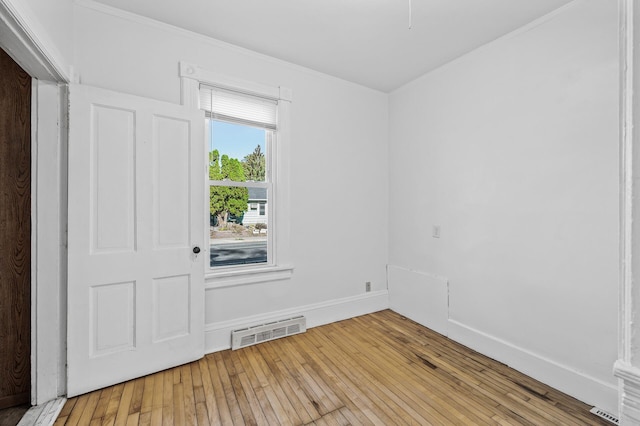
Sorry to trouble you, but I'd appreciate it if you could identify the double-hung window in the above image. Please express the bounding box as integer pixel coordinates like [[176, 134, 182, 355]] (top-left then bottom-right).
[[200, 85, 277, 270], [180, 62, 293, 285]]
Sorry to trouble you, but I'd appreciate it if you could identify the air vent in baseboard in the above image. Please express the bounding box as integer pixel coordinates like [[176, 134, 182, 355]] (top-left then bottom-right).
[[590, 407, 618, 425], [231, 316, 307, 350]]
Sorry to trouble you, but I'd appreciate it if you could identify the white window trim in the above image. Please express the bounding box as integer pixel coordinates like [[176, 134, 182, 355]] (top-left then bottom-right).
[[179, 61, 293, 288]]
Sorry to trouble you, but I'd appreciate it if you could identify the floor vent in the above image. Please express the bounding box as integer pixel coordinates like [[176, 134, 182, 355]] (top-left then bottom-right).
[[590, 407, 619, 425], [231, 316, 307, 350]]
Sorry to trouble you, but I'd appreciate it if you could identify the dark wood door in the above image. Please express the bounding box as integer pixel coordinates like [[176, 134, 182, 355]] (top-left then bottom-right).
[[0, 48, 31, 410]]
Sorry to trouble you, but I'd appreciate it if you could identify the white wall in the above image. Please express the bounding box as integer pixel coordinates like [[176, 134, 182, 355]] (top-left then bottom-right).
[[22, 0, 73, 66], [388, 0, 618, 413], [72, 2, 389, 347], [3, 0, 73, 76]]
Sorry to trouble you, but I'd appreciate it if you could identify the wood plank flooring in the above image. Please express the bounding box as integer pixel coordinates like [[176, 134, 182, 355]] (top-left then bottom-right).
[[55, 310, 610, 425]]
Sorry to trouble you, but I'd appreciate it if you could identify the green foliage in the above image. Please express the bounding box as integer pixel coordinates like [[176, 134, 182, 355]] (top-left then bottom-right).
[[242, 145, 266, 181], [210, 149, 248, 226]]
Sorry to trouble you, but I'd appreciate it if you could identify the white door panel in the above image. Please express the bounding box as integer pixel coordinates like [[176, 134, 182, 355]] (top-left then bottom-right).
[[67, 84, 205, 396]]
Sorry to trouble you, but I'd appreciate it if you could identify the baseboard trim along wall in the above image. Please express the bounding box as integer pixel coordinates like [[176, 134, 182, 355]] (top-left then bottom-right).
[[204, 290, 389, 353], [447, 319, 618, 415], [386, 264, 617, 416]]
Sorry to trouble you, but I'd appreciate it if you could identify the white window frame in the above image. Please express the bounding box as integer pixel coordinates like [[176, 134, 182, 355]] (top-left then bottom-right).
[[180, 61, 293, 288], [206, 118, 274, 265]]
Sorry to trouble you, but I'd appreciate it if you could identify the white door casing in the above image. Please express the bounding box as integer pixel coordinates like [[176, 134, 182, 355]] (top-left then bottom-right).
[[67, 84, 205, 396]]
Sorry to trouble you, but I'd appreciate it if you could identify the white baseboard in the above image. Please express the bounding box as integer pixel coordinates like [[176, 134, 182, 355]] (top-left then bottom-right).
[[204, 290, 389, 353], [614, 360, 640, 424], [387, 264, 617, 416], [448, 319, 618, 415]]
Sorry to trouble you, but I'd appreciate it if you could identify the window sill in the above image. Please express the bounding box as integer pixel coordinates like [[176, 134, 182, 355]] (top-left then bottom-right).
[[205, 264, 294, 289]]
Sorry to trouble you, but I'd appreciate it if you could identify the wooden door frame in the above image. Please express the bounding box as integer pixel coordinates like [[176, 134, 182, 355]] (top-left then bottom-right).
[[0, 0, 69, 407]]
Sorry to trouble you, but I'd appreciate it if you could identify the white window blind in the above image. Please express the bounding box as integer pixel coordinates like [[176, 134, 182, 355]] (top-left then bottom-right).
[[200, 84, 277, 130]]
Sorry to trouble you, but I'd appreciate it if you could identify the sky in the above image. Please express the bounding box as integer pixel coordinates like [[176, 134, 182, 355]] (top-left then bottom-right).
[[210, 120, 265, 161]]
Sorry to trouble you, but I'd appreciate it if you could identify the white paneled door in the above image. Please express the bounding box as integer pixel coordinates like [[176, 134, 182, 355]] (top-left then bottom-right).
[[67, 85, 205, 396]]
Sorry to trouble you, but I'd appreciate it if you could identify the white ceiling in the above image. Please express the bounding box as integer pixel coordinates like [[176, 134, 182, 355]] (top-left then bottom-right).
[[91, 0, 573, 92]]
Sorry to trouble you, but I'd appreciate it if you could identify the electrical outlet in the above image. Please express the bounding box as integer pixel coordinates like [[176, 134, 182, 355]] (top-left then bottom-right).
[[365, 281, 371, 292], [432, 225, 441, 238]]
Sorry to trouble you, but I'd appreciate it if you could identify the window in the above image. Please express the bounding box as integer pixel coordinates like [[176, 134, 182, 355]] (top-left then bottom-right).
[[201, 85, 276, 269], [180, 61, 293, 286]]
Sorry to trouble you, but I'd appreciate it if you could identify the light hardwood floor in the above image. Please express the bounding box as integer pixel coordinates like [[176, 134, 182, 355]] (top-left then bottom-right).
[[55, 310, 610, 425]]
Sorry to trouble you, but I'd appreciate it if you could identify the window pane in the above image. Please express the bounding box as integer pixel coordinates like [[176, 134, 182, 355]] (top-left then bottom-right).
[[210, 185, 268, 268], [209, 120, 267, 183]]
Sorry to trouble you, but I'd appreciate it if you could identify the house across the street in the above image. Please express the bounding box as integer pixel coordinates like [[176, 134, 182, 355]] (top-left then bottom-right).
[[243, 187, 267, 226]]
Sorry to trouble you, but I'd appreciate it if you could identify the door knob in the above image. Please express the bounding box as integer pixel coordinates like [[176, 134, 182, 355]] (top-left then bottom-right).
[[193, 246, 201, 254]]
